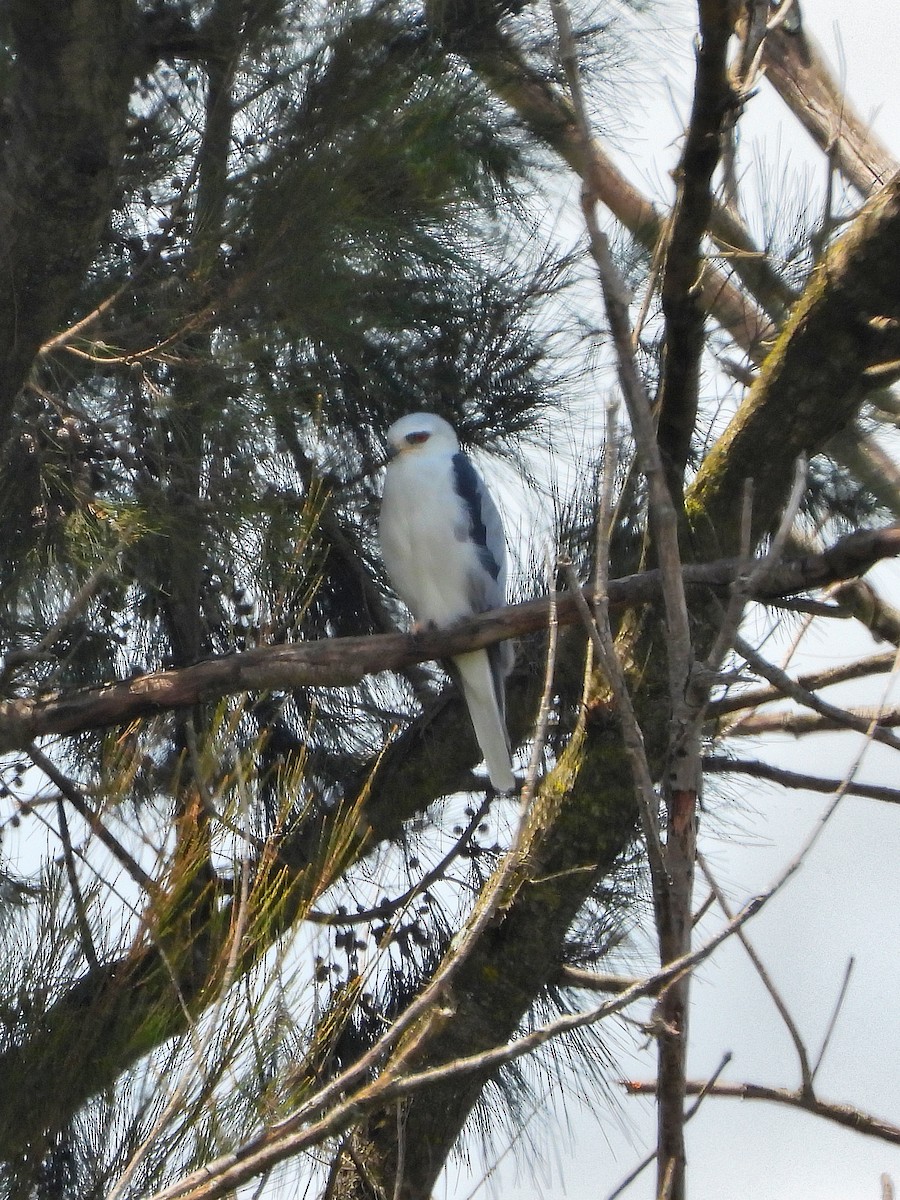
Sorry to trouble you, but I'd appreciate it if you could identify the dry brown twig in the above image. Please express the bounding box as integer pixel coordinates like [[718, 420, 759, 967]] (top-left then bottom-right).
[[709, 649, 897, 717], [702, 754, 900, 805], [733, 634, 900, 751], [698, 851, 815, 1094], [26, 742, 155, 893]]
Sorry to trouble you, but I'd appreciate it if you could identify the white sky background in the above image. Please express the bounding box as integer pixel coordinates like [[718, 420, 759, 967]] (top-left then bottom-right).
[[442, 3, 900, 1198]]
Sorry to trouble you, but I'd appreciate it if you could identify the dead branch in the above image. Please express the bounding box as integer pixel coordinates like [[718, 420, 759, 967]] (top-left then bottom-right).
[[698, 852, 814, 1094], [762, 23, 899, 197], [624, 1079, 900, 1146], [703, 754, 900, 805], [729, 704, 900, 738], [608, 1052, 732, 1200], [709, 649, 897, 717], [733, 634, 900, 751]]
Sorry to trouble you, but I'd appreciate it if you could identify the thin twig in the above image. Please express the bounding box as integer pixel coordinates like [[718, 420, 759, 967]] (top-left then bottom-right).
[[556, 966, 664, 996], [306, 795, 494, 926], [27, 743, 154, 892], [560, 560, 666, 882], [594, 398, 620, 605], [698, 851, 814, 1094], [709, 650, 897, 717], [607, 1051, 733, 1200], [734, 634, 900, 752], [54, 795, 99, 970], [812, 957, 855, 1084], [698, 455, 807, 717], [519, 555, 560, 813], [625, 1079, 900, 1146], [38, 160, 202, 356], [725, 704, 900, 739]]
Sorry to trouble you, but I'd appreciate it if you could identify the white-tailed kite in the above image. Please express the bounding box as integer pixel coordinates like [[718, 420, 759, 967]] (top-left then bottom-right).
[[379, 412, 515, 792]]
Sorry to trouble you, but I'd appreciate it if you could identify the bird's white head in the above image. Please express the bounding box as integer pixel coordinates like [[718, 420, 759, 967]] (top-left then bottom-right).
[[384, 412, 460, 460]]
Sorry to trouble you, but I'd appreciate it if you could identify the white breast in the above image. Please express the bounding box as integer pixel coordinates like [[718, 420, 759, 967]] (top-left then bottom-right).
[[379, 451, 479, 627]]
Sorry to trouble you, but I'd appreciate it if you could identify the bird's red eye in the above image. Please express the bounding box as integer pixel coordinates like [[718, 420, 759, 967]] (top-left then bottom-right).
[[405, 431, 431, 445]]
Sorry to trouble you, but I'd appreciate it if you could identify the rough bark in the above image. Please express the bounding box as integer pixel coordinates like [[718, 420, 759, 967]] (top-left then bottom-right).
[[762, 23, 899, 198], [0, 0, 143, 431], [688, 171, 900, 554]]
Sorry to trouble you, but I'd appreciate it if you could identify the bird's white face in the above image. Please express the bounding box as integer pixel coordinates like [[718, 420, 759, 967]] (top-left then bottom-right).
[[385, 412, 459, 459]]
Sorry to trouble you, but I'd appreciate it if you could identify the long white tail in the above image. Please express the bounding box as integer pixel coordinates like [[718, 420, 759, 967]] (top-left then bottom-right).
[[453, 649, 515, 792]]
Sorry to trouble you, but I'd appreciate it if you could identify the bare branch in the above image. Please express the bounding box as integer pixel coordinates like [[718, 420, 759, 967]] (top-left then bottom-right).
[[812, 957, 855, 1084], [560, 560, 666, 880], [608, 1052, 733, 1200], [703, 754, 900, 805], [519, 560, 560, 810], [761, 23, 899, 198], [698, 852, 814, 1094], [625, 1079, 900, 1146], [733, 634, 900, 751], [709, 649, 897, 717], [551, 0, 694, 739], [729, 704, 900, 738]]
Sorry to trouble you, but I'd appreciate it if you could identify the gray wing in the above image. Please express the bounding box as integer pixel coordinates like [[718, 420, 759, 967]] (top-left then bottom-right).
[[451, 452, 507, 608], [451, 452, 514, 698]]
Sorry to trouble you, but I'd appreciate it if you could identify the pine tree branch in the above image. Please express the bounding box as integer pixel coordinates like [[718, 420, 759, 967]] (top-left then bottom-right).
[[761, 22, 899, 198], [709, 649, 897, 717], [733, 634, 900, 750], [725, 704, 900, 739], [2, 524, 897, 751], [688, 172, 900, 555]]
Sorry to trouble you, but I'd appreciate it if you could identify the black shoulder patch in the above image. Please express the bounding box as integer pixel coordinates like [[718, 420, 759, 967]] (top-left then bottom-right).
[[452, 452, 501, 582]]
